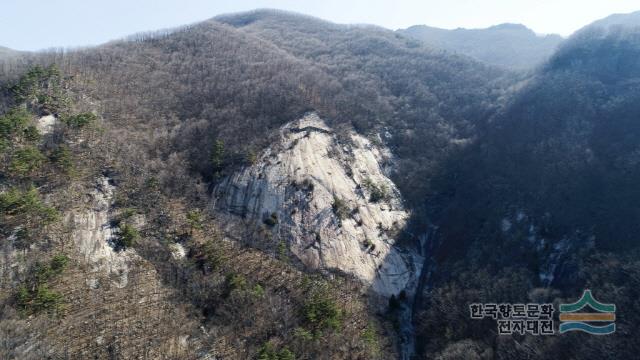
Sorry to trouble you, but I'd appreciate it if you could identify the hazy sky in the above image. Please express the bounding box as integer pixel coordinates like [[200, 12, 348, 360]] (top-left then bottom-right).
[[2, 0, 639, 51]]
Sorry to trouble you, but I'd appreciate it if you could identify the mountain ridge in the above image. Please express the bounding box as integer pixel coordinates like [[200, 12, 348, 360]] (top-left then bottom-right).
[[398, 22, 563, 69], [586, 10, 640, 30]]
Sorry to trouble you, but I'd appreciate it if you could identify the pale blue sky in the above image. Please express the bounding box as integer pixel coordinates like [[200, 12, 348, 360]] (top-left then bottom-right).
[[2, 0, 639, 51]]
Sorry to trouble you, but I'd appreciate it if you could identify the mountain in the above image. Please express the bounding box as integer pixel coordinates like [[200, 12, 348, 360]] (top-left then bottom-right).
[[214, 10, 508, 201], [2, 8, 640, 360], [0, 9, 506, 359], [398, 23, 563, 70], [212, 112, 421, 298], [586, 10, 640, 30], [413, 12, 640, 359]]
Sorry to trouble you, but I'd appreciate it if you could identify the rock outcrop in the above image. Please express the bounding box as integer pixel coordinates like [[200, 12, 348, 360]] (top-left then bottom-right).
[[212, 113, 421, 297], [65, 176, 138, 288], [35, 114, 58, 135]]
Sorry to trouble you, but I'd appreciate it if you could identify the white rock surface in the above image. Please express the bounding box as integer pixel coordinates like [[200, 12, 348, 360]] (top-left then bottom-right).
[[212, 113, 421, 297], [0, 227, 27, 288], [65, 176, 137, 288], [35, 114, 58, 135], [170, 243, 186, 260]]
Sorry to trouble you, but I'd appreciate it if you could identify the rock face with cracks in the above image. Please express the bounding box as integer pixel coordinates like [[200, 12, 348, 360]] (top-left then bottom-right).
[[64, 176, 138, 288], [212, 113, 421, 297]]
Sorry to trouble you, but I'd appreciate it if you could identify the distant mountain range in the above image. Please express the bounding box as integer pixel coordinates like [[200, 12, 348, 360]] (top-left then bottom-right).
[[398, 23, 564, 70], [587, 10, 640, 30]]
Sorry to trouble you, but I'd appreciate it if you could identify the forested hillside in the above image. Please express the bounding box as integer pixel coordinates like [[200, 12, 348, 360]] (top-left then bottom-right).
[[1, 8, 640, 360], [414, 14, 640, 360], [0, 9, 507, 358], [216, 10, 510, 211], [0, 13, 417, 359], [586, 10, 640, 30]]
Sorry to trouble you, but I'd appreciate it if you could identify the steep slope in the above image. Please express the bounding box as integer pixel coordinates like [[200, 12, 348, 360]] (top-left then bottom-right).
[[413, 13, 640, 360], [65, 175, 139, 288], [459, 18, 640, 252], [213, 113, 421, 298], [398, 23, 563, 70], [0, 20, 401, 359], [216, 9, 510, 210], [0, 10, 513, 359]]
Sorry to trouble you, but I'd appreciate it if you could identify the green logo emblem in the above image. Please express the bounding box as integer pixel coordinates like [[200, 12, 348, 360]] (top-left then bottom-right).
[[559, 290, 616, 335]]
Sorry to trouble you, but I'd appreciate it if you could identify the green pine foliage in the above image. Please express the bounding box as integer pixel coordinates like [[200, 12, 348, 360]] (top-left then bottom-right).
[[22, 125, 41, 142], [10, 65, 69, 114], [186, 209, 204, 231], [0, 186, 59, 225], [257, 342, 295, 360], [16, 254, 69, 316], [9, 146, 46, 177], [302, 281, 342, 334], [0, 107, 31, 140], [211, 139, 225, 179], [50, 145, 74, 173], [62, 112, 96, 128], [114, 223, 139, 250]]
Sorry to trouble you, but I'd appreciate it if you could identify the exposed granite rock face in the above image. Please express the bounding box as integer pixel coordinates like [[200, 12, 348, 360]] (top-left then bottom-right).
[[212, 113, 421, 297], [34, 114, 58, 136], [65, 176, 138, 288]]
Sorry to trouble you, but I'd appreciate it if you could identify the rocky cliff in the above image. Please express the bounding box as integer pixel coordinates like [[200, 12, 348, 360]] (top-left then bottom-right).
[[64, 175, 139, 288], [212, 113, 421, 298]]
